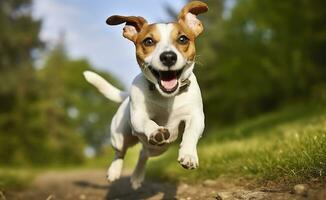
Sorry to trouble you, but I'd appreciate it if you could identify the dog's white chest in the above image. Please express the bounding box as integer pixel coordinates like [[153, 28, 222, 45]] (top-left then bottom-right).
[[144, 90, 192, 141]]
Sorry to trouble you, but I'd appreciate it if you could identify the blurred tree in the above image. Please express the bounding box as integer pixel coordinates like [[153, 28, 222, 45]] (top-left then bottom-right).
[[0, 0, 121, 166], [36, 40, 84, 164], [194, 0, 326, 127], [38, 39, 121, 158], [0, 0, 44, 165]]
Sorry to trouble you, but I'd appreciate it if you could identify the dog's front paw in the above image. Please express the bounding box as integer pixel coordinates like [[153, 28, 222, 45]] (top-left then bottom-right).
[[178, 152, 199, 170], [148, 128, 170, 146]]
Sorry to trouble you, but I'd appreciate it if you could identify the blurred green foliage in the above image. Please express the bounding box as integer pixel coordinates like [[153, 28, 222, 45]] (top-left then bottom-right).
[[0, 0, 120, 166], [0, 0, 44, 166], [197, 0, 326, 126]]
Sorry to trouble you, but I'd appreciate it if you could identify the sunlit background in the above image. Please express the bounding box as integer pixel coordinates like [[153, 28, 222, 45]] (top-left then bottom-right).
[[0, 0, 325, 197]]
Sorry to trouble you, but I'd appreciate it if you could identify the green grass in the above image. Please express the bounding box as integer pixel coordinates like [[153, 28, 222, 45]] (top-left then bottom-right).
[[146, 102, 326, 184], [0, 168, 36, 189]]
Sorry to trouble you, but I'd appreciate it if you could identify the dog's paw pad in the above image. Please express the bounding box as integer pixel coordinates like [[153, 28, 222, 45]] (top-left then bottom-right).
[[178, 153, 198, 170], [149, 128, 170, 146]]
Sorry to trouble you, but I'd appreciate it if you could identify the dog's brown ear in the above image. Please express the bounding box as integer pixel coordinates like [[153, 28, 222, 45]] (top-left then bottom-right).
[[178, 1, 208, 37], [106, 15, 148, 42]]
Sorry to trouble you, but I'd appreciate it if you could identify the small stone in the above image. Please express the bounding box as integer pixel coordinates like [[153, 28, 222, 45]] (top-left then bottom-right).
[[293, 184, 308, 196], [45, 195, 54, 200], [216, 192, 233, 200], [79, 194, 86, 200], [203, 179, 217, 187], [215, 193, 223, 200]]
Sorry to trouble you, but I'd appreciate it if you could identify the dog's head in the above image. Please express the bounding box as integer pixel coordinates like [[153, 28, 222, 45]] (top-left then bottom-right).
[[107, 1, 208, 97]]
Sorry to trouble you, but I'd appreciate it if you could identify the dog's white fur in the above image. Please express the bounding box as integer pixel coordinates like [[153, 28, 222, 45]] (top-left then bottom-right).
[[84, 71, 128, 103], [84, 5, 206, 189], [85, 69, 204, 189]]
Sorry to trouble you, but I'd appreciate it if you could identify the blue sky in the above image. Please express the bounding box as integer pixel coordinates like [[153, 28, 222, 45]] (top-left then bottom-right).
[[33, 0, 235, 86]]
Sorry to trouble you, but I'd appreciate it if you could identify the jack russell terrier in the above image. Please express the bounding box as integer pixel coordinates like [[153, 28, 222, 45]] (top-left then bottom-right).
[[84, 1, 208, 189]]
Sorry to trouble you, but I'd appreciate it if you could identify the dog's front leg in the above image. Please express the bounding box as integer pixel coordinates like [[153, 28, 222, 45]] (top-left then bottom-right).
[[130, 105, 170, 146], [178, 110, 205, 169]]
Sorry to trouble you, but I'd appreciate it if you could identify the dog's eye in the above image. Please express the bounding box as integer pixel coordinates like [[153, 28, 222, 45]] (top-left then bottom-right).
[[177, 35, 189, 45], [143, 37, 155, 46]]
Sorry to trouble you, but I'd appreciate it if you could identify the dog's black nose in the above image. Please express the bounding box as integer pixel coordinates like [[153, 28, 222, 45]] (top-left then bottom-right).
[[160, 51, 177, 67]]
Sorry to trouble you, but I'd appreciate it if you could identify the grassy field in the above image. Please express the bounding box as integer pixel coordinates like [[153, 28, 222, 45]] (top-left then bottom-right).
[[0, 168, 36, 189], [146, 101, 326, 184], [1, 101, 325, 189]]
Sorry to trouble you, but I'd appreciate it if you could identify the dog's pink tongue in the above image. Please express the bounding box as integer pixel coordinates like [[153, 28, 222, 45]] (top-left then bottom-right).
[[161, 79, 177, 90]]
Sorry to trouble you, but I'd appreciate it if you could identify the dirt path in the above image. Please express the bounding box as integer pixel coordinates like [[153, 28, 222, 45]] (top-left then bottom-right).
[[2, 169, 325, 200]]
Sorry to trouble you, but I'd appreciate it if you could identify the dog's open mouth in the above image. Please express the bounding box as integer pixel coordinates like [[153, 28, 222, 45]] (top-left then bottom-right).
[[150, 67, 183, 93]]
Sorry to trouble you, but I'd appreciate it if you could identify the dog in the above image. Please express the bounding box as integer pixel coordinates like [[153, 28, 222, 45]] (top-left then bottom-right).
[[83, 1, 208, 189]]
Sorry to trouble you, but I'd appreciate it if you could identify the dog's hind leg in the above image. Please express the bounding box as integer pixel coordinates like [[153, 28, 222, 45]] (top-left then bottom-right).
[[130, 148, 149, 189], [107, 123, 137, 182], [107, 99, 137, 182]]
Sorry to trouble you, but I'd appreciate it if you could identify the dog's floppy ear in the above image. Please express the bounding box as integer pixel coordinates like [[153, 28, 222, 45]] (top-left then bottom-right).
[[106, 15, 148, 42], [178, 1, 208, 37]]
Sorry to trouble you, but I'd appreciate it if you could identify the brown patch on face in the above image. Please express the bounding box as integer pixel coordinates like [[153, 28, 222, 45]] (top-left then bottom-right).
[[134, 24, 161, 68], [171, 23, 196, 62]]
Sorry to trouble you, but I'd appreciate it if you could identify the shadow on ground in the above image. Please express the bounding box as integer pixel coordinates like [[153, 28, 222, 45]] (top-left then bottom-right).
[[74, 177, 177, 200]]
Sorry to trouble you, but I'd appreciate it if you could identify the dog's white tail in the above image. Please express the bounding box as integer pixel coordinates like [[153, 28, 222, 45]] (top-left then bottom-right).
[[83, 71, 128, 103]]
